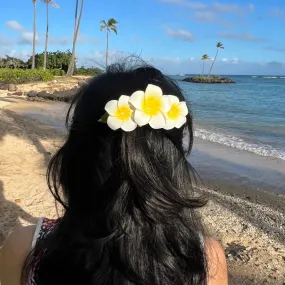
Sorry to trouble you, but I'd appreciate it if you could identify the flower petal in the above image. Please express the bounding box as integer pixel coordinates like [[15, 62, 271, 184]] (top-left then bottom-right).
[[164, 119, 176, 130], [134, 110, 151, 126], [175, 115, 187, 129], [145, 84, 163, 98], [168, 95, 179, 104], [162, 96, 171, 112], [118, 95, 130, 107], [121, 118, 137, 132], [107, 116, 123, 130], [129, 91, 144, 110], [149, 112, 166, 129], [105, 100, 118, 116], [179, 102, 188, 116]]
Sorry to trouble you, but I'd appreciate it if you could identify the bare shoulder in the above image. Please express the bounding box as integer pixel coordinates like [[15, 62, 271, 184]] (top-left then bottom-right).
[[205, 237, 228, 285], [0, 225, 36, 285]]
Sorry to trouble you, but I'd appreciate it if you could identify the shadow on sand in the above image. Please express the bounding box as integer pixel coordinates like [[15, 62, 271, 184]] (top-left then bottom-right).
[[0, 107, 65, 245]]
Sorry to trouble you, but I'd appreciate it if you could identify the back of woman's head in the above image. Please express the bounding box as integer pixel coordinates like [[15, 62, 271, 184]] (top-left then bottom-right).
[[22, 60, 207, 285]]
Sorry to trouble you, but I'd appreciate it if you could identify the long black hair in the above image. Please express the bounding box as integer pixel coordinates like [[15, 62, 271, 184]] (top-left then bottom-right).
[[22, 61, 208, 285]]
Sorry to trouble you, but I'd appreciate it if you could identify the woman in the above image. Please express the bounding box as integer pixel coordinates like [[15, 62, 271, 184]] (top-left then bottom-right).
[[0, 63, 228, 285]]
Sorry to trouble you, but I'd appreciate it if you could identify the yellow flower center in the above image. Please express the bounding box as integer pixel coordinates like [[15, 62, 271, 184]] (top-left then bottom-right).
[[142, 96, 162, 116], [115, 105, 132, 120], [167, 104, 180, 120]]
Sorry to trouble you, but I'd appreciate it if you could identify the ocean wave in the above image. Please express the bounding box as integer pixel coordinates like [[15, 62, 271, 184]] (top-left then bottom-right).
[[194, 128, 285, 160], [263, 76, 278, 78]]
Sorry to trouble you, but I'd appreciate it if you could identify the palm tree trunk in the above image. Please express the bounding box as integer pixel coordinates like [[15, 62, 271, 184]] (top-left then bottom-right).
[[106, 30, 109, 69], [43, 2, 49, 71], [208, 50, 218, 77], [32, 1, 37, 70], [202, 61, 204, 76], [67, 0, 83, 76]]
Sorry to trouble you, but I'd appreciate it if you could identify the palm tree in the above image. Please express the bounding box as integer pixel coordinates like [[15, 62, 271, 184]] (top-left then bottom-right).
[[201, 54, 210, 76], [100, 18, 118, 69], [66, 0, 85, 76], [32, 0, 37, 69], [42, 0, 59, 71], [208, 42, 224, 77]]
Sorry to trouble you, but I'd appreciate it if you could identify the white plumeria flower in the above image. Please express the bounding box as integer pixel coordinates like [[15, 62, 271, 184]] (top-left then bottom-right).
[[164, 95, 188, 130], [129, 84, 171, 129], [104, 95, 137, 132]]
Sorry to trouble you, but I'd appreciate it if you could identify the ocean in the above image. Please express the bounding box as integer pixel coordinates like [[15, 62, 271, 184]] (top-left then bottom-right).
[[173, 75, 285, 161]]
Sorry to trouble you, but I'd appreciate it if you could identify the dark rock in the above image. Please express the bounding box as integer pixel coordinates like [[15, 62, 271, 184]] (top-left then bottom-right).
[[52, 88, 78, 102], [183, 76, 235, 84], [37, 91, 56, 101], [27, 90, 38, 97], [8, 84, 17, 91], [12, 91, 23, 96], [0, 83, 9, 90], [225, 242, 248, 261]]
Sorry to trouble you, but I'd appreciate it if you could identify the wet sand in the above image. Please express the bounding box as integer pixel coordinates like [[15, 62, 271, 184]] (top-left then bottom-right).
[[1, 97, 285, 284], [191, 138, 285, 212]]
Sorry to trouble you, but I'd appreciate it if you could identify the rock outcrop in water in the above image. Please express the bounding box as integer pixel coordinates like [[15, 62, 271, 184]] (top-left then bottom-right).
[[183, 76, 235, 84]]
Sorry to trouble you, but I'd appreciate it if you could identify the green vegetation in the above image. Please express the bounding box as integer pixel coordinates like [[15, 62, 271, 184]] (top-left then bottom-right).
[[0, 56, 27, 69], [201, 54, 210, 76], [27, 50, 72, 72], [74, 67, 103, 76], [100, 18, 118, 69], [0, 68, 53, 84]]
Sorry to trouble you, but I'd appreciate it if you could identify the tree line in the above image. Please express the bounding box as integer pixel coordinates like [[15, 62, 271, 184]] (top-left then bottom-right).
[[30, 0, 118, 76]]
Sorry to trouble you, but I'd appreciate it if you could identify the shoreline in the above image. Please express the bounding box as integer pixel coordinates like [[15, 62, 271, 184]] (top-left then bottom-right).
[[1, 97, 285, 284]]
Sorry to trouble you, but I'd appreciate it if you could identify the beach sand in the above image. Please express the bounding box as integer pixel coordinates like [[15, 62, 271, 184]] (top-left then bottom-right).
[[0, 96, 285, 284]]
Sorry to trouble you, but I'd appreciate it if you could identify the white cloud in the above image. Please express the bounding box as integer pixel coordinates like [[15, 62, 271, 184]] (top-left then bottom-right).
[[269, 8, 285, 19], [217, 32, 267, 42], [49, 34, 100, 46], [19, 32, 38, 45], [160, 0, 254, 15], [6, 20, 24, 31], [264, 46, 285, 52], [193, 11, 217, 22], [212, 2, 254, 15], [166, 29, 195, 42], [221, 58, 228, 62]]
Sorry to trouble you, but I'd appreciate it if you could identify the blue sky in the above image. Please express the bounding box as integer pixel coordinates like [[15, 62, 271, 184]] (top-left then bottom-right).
[[0, 0, 285, 75]]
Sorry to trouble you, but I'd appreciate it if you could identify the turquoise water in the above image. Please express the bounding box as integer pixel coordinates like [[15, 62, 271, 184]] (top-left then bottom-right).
[[173, 75, 285, 160]]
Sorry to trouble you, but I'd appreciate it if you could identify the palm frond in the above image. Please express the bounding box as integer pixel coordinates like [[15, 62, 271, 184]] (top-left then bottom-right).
[[217, 42, 224, 48], [107, 18, 118, 26], [100, 25, 106, 31], [41, 0, 59, 7], [202, 54, 210, 60], [100, 20, 107, 26], [110, 27, 117, 34]]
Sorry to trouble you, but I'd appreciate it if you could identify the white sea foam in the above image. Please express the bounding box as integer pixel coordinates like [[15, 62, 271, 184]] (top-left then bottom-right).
[[263, 76, 278, 78], [194, 128, 285, 160]]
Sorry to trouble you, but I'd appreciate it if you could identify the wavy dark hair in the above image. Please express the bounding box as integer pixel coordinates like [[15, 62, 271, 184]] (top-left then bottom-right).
[[22, 61, 208, 285]]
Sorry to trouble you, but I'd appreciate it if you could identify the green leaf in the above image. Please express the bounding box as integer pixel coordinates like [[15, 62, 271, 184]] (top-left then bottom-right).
[[110, 27, 117, 34], [107, 18, 118, 26], [98, 112, 108, 123]]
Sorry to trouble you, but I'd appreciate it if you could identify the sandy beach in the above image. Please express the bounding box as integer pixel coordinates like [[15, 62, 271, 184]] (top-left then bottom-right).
[[0, 96, 285, 284]]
